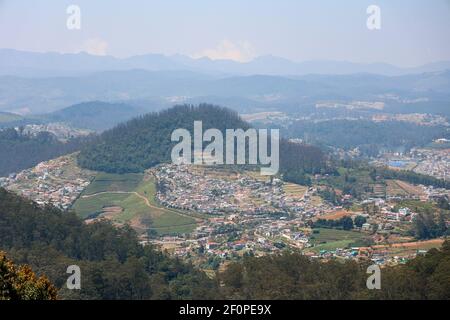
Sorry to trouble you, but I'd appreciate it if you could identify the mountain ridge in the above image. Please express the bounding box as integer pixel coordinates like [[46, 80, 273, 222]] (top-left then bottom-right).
[[2, 48, 450, 78]]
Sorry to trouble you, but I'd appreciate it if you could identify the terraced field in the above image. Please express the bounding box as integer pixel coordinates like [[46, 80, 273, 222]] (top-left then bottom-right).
[[73, 172, 197, 235], [386, 180, 425, 198]]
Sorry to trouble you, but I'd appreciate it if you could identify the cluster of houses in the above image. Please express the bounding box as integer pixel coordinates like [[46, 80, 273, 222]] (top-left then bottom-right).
[[304, 246, 421, 266], [376, 147, 450, 181], [0, 154, 94, 210], [151, 164, 329, 216], [412, 148, 450, 181], [15, 122, 91, 142]]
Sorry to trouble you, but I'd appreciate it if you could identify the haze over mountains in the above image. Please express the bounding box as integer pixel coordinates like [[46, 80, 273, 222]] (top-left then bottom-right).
[[2, 48, 450, 78], [1, 48, 450, 116]]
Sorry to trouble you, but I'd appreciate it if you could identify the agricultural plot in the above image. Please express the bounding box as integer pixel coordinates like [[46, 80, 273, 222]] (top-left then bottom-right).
[[371, 239, 444, 257], [308, 228, 367, 252], [386, 180, 425, 198], [73, 172, 197, 235], [319, 210, 353, 221], [82, 172, 143, 195], [283, 183, 308, 199]]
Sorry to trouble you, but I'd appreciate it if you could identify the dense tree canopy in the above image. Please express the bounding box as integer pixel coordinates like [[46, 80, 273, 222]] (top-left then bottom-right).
[[0, 251, 57, 300], [0, 188, 217, 299], [219, 242, 450, 300]]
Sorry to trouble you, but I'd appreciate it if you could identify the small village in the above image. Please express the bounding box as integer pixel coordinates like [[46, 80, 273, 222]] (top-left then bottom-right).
[[1, 158, 448, 270], [0, 154, 95, 210], [151, 163, 330, 216], [374, 147, 450, 181], [16, 122, 92, 142], [148, 164, 449, 270]]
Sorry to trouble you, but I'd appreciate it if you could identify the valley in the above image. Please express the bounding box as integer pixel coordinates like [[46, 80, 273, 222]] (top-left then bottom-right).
[[2, 146, 448, 273]]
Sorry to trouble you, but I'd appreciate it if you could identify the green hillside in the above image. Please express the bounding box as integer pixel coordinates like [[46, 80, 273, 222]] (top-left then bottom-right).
[[77, 104, 251, 173], [77, 104, 330, 176]]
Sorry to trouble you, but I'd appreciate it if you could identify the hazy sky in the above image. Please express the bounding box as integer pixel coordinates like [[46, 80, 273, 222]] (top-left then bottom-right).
[[1, 0, 449, 67]]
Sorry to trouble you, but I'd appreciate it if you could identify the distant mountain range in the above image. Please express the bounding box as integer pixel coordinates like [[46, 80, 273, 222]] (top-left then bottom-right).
[[1, 68, 449, 115], [2, 48, 450, 78], [1, 48, 449, 116]]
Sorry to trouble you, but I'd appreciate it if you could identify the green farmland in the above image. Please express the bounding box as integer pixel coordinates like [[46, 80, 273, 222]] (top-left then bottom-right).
[[308, 228, 367, 253], [73, 172, 197, 235]]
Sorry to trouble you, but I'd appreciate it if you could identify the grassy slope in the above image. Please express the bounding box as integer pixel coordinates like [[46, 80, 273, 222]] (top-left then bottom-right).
[[73, 173, 196, 234]]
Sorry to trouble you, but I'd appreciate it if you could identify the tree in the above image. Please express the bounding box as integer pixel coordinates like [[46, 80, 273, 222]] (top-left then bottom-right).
[[341, 216, 354, 230], [437, 197, 450, 210], [0, 251, 57, 300], [354, 215, 367, 228]]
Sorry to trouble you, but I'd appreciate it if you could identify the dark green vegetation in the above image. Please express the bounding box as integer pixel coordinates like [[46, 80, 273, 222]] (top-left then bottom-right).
[[0, 128, 90, 176], [317, 166, 378, 200], [282, 120, 449, 156], [220, 242, 450, 299], [313, 217, 354, 230], [0, 188, 215, 299], [45, 101, 144, 132], [1, 188, 449, 299], [389, 200, 449, 240], [81, 172, 143, 195], [412, 212, 449, 240], [78, 104, 329, 176], [78, 104, 250, 173], [279, 140, 332, 185]]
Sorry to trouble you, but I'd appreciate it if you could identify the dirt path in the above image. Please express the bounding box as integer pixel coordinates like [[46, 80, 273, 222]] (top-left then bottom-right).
[[81, 191, 204, 222]]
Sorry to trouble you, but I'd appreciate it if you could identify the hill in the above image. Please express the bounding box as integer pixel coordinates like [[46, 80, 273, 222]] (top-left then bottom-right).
[[77, 104, 330, 176], [2, 68, 450, 115], [44, 101, 145, 131], [2, 49, 450, 77], [0, 188, 217, 299], [77, 104, 250, 173]]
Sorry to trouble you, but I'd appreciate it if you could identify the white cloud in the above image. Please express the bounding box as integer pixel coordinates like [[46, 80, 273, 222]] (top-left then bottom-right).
[[82, 38, 108, 56], [193, 40, 255, 62]]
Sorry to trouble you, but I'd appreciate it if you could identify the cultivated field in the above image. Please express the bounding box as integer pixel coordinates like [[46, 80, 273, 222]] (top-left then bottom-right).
[[73, 172, 197, 235], [318, 210, 353, 221], [386, 180, 425, 197], [308, 228, 367, 252]]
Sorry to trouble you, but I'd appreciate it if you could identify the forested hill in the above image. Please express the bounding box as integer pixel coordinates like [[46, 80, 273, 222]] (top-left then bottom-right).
[[78, 104, 329, 175], [0, 188, 217, 299], [77, 104, 249, 173]]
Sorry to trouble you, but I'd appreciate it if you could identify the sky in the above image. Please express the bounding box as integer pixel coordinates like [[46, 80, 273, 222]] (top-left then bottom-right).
[[0, 0, 449, 67]]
